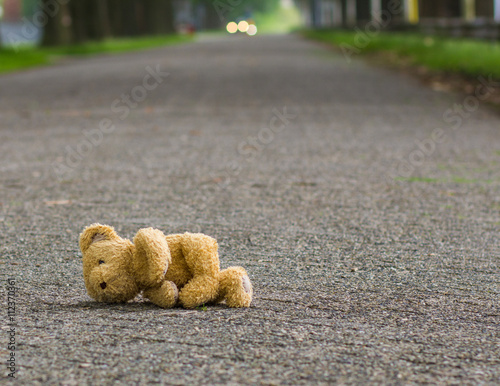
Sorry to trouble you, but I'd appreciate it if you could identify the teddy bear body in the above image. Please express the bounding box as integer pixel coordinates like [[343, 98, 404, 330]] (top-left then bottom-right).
[[80, 224, 252, 309]]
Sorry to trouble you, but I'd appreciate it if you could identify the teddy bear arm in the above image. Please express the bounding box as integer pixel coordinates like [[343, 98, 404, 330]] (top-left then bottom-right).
[[133, 228, 171, 288], [163, 234, 192, 288], [164, 260, 192, 289]]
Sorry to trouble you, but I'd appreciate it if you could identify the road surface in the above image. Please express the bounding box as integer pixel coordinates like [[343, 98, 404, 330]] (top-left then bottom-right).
[[0, 33, 499, 384]]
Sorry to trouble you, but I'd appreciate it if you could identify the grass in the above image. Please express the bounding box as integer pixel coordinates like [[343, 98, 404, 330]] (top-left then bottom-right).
[[303, 29, 500, 79], [0, 34, 193, 74], [0, 47, 48, 73]]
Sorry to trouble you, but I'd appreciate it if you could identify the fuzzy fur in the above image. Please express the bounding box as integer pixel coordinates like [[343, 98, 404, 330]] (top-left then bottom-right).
[[80, 224, 253, 308]]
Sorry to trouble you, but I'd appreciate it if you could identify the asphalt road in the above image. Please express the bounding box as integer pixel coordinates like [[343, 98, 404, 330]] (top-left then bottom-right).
[[0, 33, 499, 385]]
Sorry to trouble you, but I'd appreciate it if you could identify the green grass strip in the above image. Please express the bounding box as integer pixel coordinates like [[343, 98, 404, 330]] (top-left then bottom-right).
[[0, 34, 193, 74], [0, 47, 49, 73], [304, 29, 500, 79]]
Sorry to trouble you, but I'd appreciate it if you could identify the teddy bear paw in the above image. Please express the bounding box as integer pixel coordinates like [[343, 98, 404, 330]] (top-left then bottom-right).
[[143, 281, 178, 308]]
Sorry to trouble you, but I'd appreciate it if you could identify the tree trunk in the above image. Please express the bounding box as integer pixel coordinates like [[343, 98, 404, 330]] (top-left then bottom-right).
[[84, 0, 110, 41], [69, 0, 88, 44], [107, 0, 124, 37], [41, 0, 70, 46], [143, 0, 175, 35], [120, 0, 142, 36], [164, 0, 175, 34]]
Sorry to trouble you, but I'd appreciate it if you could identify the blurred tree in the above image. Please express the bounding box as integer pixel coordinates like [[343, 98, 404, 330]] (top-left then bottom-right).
[[108, 0, 141, 37], [85, 0, 110, 41], [41, 0, 70, 46], [41, 0, 175, 47], [143, 0, 175, 35], [68, 0, 88, 44]]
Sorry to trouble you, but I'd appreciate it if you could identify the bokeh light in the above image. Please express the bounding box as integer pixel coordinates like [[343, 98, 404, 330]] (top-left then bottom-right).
[[226, 22, 238, 34], [246, 24, 258, 36], [238, 21, 249, 33]]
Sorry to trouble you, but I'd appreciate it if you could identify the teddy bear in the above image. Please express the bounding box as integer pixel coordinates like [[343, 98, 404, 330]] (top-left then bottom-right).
[[79, 224, 253, 309]]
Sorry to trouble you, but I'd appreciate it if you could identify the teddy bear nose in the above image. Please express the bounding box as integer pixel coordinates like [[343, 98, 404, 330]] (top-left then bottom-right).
[[100, 282, 107, 289]]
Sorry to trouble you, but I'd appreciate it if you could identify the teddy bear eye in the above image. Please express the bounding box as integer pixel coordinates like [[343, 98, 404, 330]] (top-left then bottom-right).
[[98, 260, 105, 265]]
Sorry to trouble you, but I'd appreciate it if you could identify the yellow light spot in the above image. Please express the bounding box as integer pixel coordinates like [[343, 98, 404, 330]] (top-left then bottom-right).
[[226, 22, 238, 34], [238, 20, 249, 33]]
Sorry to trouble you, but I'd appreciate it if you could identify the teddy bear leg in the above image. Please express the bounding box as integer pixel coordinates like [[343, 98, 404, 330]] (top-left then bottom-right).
[[143, 281, 178, 308], [217, 267, 253, 308], [178, 276, 219, 309]]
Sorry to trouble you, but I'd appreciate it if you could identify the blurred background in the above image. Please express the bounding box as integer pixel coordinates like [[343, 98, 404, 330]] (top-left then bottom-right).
[[0, 0, 300, 46], [1, 0, 500, 48]]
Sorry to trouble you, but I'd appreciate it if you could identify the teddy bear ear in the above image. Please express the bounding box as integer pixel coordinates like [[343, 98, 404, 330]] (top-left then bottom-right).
[[79, 224, 119, 253]]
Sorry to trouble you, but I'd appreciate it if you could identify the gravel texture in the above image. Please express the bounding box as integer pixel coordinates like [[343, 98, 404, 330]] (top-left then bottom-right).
[[0, 33, 499, 385]]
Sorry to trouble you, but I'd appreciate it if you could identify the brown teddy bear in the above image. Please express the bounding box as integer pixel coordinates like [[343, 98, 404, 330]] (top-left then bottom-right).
[[79, 224, 252, 309]]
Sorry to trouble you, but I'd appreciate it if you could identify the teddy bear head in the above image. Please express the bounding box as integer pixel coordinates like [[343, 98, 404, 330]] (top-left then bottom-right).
[[80, 224, 171, 304], [80, 224, 139, 303]]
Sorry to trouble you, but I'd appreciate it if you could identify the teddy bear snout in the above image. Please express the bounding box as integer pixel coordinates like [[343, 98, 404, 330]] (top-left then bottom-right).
[[100, 282, 107, 289]]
